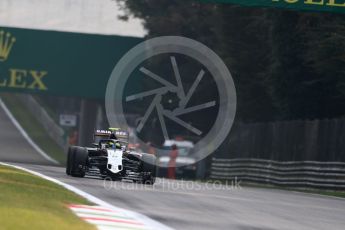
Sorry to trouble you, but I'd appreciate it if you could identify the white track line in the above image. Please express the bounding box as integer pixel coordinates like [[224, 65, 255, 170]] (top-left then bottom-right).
[[0, 162, 173, 230], [0, 98, 59, 164]]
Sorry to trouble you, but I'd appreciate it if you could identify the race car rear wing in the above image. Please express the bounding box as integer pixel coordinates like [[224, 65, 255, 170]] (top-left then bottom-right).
[[94, 128, 129, 142]]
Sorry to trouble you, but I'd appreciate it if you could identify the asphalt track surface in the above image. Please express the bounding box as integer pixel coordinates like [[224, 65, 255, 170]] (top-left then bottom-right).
[[1, 106, 345, 230]]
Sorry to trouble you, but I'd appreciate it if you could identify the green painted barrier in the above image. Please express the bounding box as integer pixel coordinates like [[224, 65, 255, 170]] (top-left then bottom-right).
[[0, 26, 143, 98], [201, 0, 345, 14]]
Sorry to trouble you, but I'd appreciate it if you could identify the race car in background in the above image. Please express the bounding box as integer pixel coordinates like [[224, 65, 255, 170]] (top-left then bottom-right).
[[66, 128, 157, 184], [157, 139, 199, 179]]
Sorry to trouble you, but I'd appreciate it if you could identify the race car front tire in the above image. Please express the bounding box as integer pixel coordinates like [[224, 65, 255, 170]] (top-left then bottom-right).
[[69, 147, 88, 177], [66, 147, 73, 175], [141, 154, 157, 184]]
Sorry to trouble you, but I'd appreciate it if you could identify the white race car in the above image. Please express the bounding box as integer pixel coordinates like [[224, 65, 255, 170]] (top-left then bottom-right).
[[66, 128, 156, 184]]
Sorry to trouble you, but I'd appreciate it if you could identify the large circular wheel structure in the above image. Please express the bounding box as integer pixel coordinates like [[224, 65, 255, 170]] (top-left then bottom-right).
[[106, 36, 237, 164]]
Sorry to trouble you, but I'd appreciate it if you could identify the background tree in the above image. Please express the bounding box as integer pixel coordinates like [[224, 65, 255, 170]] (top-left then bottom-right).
[[117, 0, 345, 122]]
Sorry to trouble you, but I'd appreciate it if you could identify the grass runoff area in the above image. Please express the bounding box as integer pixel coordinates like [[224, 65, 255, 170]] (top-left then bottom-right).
[[0, 93, 66, 164], [0, 165, 94, 230]]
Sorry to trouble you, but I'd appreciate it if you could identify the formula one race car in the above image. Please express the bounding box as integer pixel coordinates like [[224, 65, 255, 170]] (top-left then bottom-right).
[[66, 128, 156, 184]]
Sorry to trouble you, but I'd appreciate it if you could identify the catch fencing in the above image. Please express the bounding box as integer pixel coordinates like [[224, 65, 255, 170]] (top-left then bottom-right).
[[210, 158, 345, 190]]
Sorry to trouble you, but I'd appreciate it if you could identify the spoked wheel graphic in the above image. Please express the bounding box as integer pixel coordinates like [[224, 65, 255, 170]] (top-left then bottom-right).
[[125, 56, 216, 140], [106, 36, 236, 162]]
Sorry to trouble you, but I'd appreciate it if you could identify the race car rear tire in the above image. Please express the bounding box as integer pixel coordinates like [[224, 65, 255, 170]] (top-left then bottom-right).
[[141, 154, 157, 184], [70, 147, 88, 177]]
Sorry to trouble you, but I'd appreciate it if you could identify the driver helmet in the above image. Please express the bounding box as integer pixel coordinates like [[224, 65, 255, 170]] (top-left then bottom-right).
[[109, 132, 117, 140]]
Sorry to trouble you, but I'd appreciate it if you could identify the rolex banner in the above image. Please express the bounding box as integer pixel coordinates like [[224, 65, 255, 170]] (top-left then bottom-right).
[[201, 0, 345, 14], [0, 26, 142, 98]]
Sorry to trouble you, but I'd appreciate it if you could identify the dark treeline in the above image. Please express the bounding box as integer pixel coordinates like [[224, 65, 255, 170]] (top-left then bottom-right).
[[118, 0, 345, 123]]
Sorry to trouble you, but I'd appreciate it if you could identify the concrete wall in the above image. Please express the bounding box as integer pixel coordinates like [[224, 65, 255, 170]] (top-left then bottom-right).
[[17, 94, 66, 149]]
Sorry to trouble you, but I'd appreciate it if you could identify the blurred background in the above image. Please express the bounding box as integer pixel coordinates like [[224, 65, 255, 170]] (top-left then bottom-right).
[[1, 0, 345, 188]]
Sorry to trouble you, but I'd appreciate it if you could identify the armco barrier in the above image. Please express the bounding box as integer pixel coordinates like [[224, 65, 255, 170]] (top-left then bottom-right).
[[210, 158, 345, 190]]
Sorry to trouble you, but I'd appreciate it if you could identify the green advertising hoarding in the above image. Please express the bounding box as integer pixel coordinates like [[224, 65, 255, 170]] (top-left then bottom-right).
[[201, 0, 345, 14], [0, 26, 143, 98]]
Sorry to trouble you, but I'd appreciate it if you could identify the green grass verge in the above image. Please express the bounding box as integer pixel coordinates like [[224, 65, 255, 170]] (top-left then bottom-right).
[[0, 165, 94, 230], [0, 93, 66, 165]]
